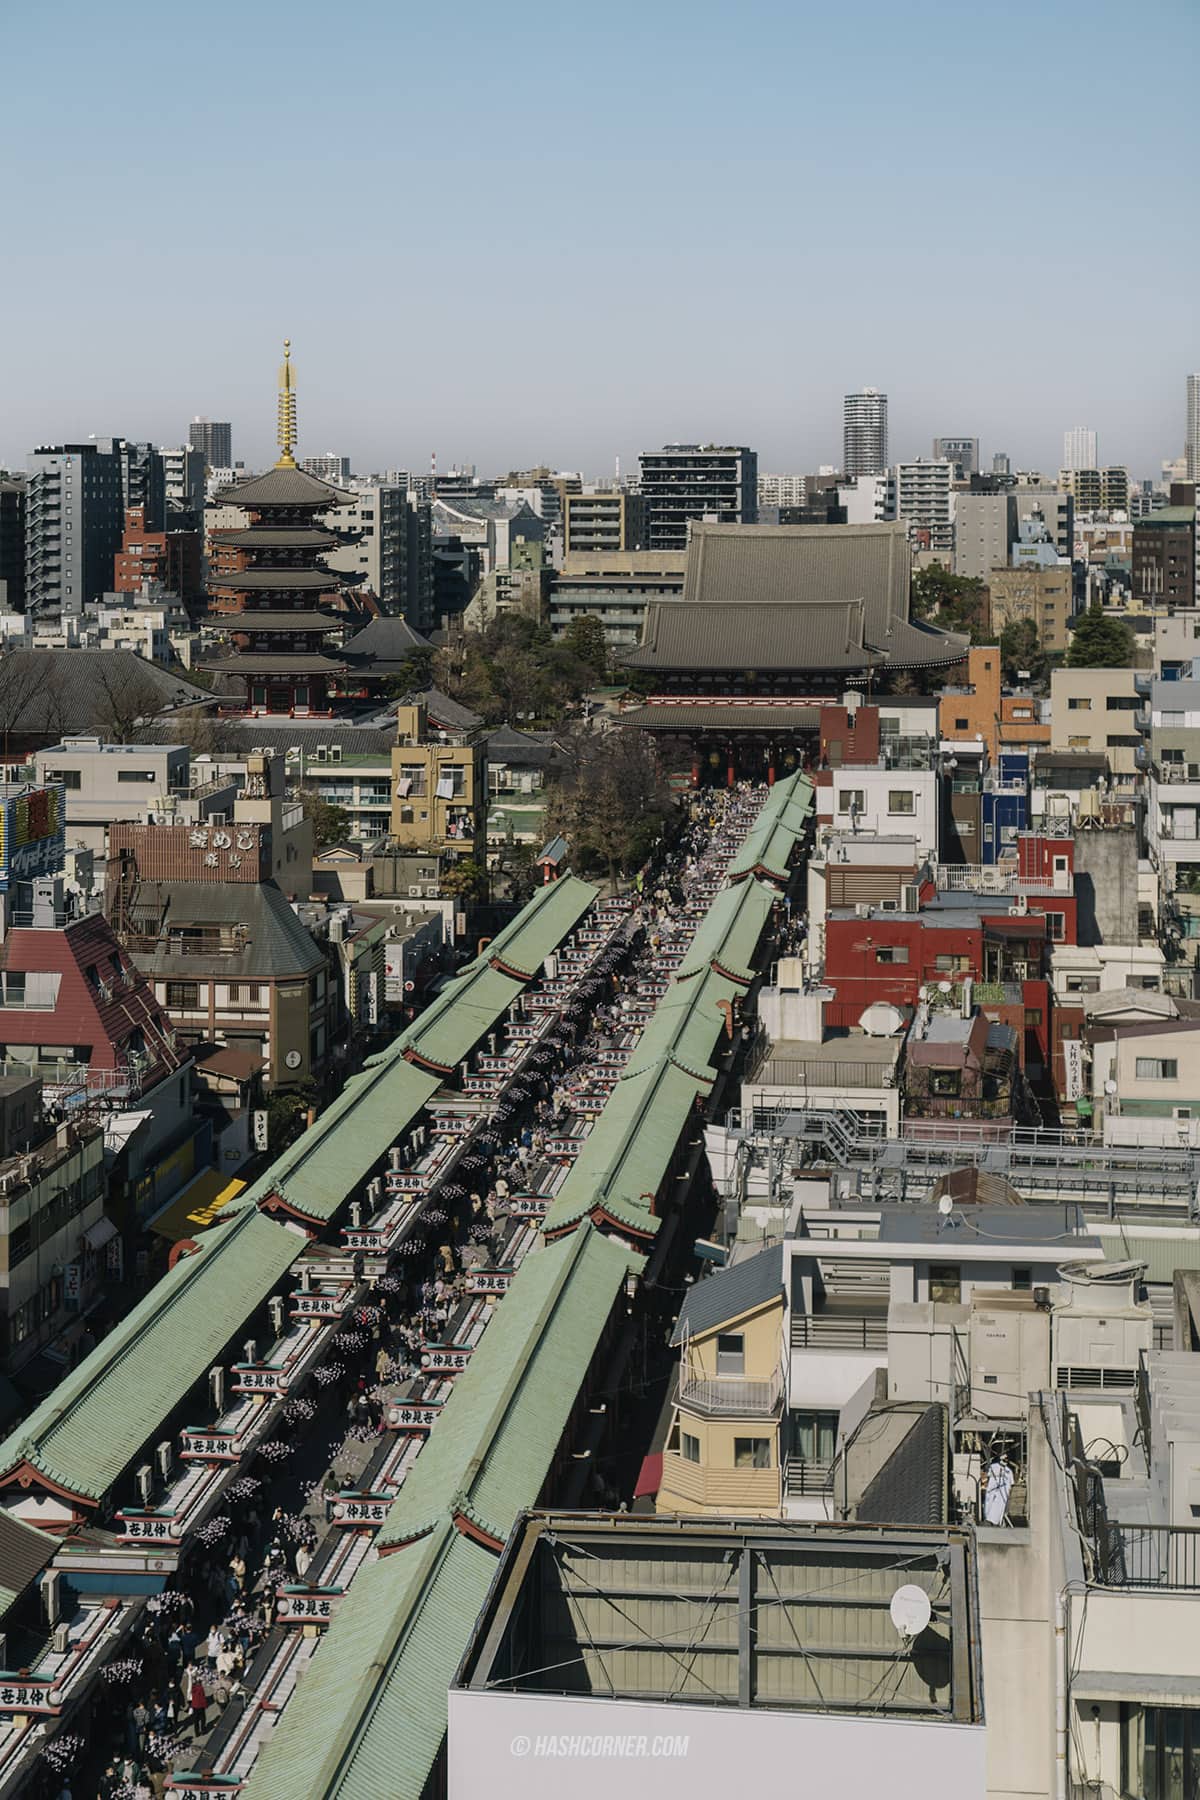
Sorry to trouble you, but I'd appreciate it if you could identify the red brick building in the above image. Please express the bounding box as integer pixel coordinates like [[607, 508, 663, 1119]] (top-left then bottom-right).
[[113, 506, 201, 604]]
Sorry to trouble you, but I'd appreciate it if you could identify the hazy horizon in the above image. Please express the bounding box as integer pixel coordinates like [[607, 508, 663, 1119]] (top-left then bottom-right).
[[4, 0, 1197, 483]]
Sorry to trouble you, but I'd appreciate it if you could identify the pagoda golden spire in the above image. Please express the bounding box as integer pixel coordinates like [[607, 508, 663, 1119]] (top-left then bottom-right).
[[276, 338, 298, 468]]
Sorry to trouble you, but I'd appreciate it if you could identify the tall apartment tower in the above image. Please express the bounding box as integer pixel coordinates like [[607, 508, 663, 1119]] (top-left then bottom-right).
[[842, 389, 888, 478], [637, 445, 757, 550], [1187, 374, 1200, 483], [25, 443, 125, 617], [932, 437, 979, 480], [1062, 426, 1098, 472], [189, 417, 233, 469]]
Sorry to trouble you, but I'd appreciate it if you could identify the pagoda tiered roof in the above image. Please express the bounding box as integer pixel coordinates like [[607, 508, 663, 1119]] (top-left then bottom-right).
[[216, 465, 355, 510]]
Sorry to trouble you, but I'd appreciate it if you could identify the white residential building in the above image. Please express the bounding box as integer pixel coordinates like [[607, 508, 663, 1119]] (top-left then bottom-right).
[[1063, 425, 1098, 471], [893, 458, 955, 556]]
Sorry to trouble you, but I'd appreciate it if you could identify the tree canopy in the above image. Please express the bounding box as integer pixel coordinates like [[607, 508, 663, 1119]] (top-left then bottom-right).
[[910, 565, 990, 643], [999, 617, 1049, 686], [543, 725, 672, 890], [1066, 604, 1136, 669], [432, 616, 596, 727], [298, 789, 352, 848]]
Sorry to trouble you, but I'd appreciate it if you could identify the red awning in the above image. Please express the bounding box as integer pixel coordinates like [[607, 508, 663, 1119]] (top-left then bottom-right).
[[634, 1453, 663, 1499]]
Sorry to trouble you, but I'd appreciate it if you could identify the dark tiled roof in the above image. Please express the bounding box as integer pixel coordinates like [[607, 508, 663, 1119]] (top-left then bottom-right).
[[342, 615, 433, 667], [210, 610, 341, 631], [129, 881, 327, 981], [209, 567, 347, 591], [0, 650, 212, 735], [409, 687, 483, 731], [198, 654, 349, 675], [486, 725, 558, 765], [670, 1243, 783, 1344], [857, 1404, 947, 1525], [217, 466, 356, 509], [0, 1508, 56, 1615], [210, 529, 338, 549], [618, 702, 822, 730], [620, 522, 967, 674]]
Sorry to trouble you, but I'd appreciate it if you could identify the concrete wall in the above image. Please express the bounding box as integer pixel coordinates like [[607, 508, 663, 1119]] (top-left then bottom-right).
[[1072, 829, 1140, 946], [449, 1688, 988, 1800]]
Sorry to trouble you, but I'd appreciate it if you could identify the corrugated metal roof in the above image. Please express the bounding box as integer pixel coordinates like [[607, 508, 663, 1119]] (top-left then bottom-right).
[[544, 1059, 707, 1235], [245, 1227, 642, 1800], [270, 1056, 442, 1221], [1095, 1230, 1200, 1286], [0, 1211, 300, 1501], [670, 1244, 784, 1345], [0, 1510, 55, 1619], [461, 874, 597, 979], [379, 1226, 640, 1548]]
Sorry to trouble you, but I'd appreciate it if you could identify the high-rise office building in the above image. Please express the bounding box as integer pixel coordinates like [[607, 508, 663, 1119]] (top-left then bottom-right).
[[189, 417, 232, 469], [1187, 374, 1200, 483], [25, 443, 125, 617], [637, 445, 757, 550], [842, 389, 888, 477], [992, 452, 1012, 478], [932, 438, 979, 480], [322, 483, 435, 634], [1062, 426, 1098, 472]]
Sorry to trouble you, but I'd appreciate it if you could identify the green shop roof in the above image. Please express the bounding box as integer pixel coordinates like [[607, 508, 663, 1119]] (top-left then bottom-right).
[[0, 1211, 300, 1502]]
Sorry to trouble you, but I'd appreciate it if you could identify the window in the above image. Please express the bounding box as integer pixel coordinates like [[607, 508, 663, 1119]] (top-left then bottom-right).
[[436, 765, 467, 800], [733, 1438, 772, 1470], [1012, 1267, 1032, 1291], [837, 789, 865, 814], [935, 954, 970, 973], [1024, 1007, 1043, 1026], [876, 945, 910, 964], [1135, 1058, 1179, 1080], [396, 765, 428, 798], [166, 981, 200, 1009], [45, 768, 81, 789], [888, 790, 915, 815], [716, 1333, 745, 1377], [791, 1411, 837, 1465], [1162, 711, 1186, 727], [681, 1432, 700, 1464], [1121, 1704, 1200, 1800], [954, 717, 969, 731], [929, 1264, 961, 1304], [1067, 697, 1092, 711], [116, 769, 157, 784], [1044, 912, 1066, 941]]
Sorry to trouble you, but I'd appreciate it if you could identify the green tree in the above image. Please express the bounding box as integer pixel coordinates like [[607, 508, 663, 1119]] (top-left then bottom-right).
[[562, 614, 609, 680], [298, 788, 352, 847], [911, 566, 989, 641], [544, 727, 671, 890], [1066, 604, 1136, 669], [439, 857, 489, 901], [999, 618, 1048, 686]]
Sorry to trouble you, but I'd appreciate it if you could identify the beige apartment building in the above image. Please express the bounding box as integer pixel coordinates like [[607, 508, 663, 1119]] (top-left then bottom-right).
[[1049, 667, 1142, 774], [988, 565, 1073, 654], [389, 701, 485, 855]]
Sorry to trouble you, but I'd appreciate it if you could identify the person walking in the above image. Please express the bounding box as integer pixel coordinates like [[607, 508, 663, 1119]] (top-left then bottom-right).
[[189, 1670, 209, 1737]]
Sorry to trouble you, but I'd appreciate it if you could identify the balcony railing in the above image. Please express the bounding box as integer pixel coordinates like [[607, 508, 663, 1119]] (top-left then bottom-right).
[[1096, 1522, 1200, 1590], [790, 1314, 888, 1352], [784, 1457, 832, 1497], [678, 1365, 783, 1415]]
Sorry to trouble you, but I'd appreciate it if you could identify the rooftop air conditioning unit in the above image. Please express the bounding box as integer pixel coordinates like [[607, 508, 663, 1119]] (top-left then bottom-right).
[[330, 746, 342, 762], [408, 886, 423, 898], [1008, 893, 1029, 916], [315, 746, 329, 762], [855, 902, 871, 918]]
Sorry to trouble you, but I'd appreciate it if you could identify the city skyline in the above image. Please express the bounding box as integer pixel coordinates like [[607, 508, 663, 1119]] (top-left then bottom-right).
[[3, 0, 1197, 478]]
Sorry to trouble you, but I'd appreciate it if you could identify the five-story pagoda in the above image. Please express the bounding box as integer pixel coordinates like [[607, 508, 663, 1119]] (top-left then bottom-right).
[[202, 342, 360, 716]]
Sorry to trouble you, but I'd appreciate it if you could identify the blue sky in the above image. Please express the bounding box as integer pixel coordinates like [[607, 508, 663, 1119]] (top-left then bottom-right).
[[3, 0, 1197, 480]]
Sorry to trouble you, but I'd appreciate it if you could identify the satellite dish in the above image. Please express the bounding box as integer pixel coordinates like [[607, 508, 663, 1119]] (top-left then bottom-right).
[[890, 1584, 933, 1641], [937, 1194, 954, 1218], [1104, 1079, 1118, 1096], [938, 980, 952, 994]]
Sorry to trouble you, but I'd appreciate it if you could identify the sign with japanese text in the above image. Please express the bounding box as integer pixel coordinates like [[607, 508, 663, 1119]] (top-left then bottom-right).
[[0, 786, 65, 892], [290, 1290, 348, 1318], [387, 1400, 442, 1432], [467, 1269, 514, 1296], [181, 1430, 243, 1462], [508, 1195, 550, 1218], [232, 1365, 290, 1396], [328, 1494, 390, 1526], [0, 1676, 61, 1714], [275, 1587, 342, 1624], [420, 1345, 473, 1374], [116, 1512, 183, 1545]]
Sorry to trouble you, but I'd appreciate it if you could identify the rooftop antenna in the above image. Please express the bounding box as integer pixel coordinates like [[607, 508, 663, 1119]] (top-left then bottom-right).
[[431, 449, 437, 497], [276, 339, 298, 469], [889, 1584, 932, 1643]]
